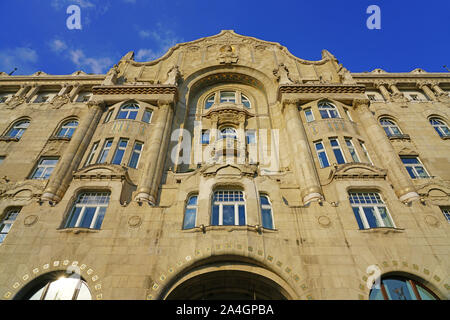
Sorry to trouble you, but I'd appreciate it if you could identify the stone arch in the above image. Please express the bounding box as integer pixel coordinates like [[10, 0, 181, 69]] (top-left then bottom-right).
[[157, 255, 299, 300]]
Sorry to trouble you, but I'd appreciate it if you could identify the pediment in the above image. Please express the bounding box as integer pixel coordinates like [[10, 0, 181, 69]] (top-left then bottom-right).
[[398, 147, 418, 156], [329, 163, 387, 180], [416, 182, 450, 197], [73, 164, 134, 184], [202, 163, 257, 178]]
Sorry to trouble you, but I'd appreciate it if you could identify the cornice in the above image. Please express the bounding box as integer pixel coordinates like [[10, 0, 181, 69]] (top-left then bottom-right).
[[92, 85, 177, 95], [279, 84, 366, 94]]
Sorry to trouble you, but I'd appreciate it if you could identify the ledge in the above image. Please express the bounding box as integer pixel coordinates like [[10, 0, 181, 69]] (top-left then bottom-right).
[[388, 134, 411, 141], [57, 228, 100, 234], [182, 224, 277, 234], [0, 136, 19, 142], [359, 227, 405, 234], [48, 136, 71, 142]]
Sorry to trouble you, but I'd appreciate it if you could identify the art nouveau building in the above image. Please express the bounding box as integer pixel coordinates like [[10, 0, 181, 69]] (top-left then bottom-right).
[[0, 31, 449, 300]]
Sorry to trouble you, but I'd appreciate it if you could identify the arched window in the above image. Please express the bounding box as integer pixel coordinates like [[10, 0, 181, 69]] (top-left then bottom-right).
[[183, 195, 198, 229], [18, 274, 92, 300], [219, 127, 237, 140], [116, 103, 139, 120], [0, 207, 21, 244], [429, 117, 450, 137], [212, 190, 246, 226], [370, 276, 438, 300], [57, 120, 78, 138], [260, 195, 274, 230], [379, 118, 402, 137], [205, 94, 215, 109], [241, 94, 251, 108], [6, 120, 30, 139], [318, 101, 340, 119], [63, 191, 111, 230]]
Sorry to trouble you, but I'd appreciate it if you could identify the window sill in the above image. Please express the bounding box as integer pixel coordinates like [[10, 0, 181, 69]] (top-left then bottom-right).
[[182, 224, 277, 234], [440, 136, 450, 140], [359, 227, 405, 234], [48, 136, 71, 142], [388, 134, 410, 140], [0, 136, 20, 142], [57, 228, 100, 234]]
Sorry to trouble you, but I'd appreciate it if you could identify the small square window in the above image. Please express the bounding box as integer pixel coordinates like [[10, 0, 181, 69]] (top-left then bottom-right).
[[201, 130, 210, 144]]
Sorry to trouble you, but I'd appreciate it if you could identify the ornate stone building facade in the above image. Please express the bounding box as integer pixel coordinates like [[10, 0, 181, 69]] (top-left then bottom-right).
[[0, 31, 448, 300]]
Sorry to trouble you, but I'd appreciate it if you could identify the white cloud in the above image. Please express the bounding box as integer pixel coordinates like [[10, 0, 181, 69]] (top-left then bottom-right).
[[68, 49, 114, 74], [49, 39, 68, 53], [0, 47, 38, 75], [135, 26, 183, 62]]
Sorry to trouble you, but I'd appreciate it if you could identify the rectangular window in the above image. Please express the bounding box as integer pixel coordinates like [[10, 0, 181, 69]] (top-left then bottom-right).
[[359, 140, 373, 165], [128, 142, 143, 169], [64, 192, 110, 230], [85, 142, 99, 167], [76, 92, 92, 103], [103, 109, 114, 123], [31, 157, 59, 180], [211, 191, 246, 226], [345, 138, 360, 163], [367, 94, 376, 101], [0, 207, 21, 243], [329, 138, 346, 164], [314, 141, 330, 168], [142, 109, 153, 124], [201, 130, 210, 144], [246, 130, 256, 144], [440, 207, 450, 223], [97, 139, 113, 164], [401, 156, 430, 179], [304, 108, 315, 123], [112, 139, 128, 165], [349, 192, 394, 230]]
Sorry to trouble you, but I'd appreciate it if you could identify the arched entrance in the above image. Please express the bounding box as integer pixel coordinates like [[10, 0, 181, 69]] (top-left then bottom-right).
[[161, 257, 297, 300]]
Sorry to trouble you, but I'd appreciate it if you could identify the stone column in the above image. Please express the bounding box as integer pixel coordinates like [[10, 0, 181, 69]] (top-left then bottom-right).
[[283, 100, 323, 204], [429, 82, 449, 101], [388, 82, 407, 102], [42, 101, 105, 202], [69, 84, 83, 101], [24, 85, 40, 103], [375, 82, 392, 102], [417, 81, 437, 101], [353, 99, 419, 203], [135, 101, 173, 205]]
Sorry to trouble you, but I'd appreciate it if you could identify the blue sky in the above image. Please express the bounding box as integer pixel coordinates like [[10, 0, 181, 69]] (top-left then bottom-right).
[[0, 0, 449, 75]]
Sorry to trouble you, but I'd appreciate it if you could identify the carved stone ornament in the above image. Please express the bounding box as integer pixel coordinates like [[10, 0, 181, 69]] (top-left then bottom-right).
[[327, 163, 387, 181], [201, 163, 257, 178], [273, 63, 293, 85], [5, 95, 26, 109], [337, 64, 356, 84], [128, 216, 142, 228], [0, 180, 47, 200], [24, 215, 39, 227], [163, 65, 181, 85], [218, 45, 238, 64], [51, 94, 70, 109], [103, 64, 120, 85]]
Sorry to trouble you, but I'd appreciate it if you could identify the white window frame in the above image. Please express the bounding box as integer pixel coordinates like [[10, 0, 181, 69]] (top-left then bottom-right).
[[329, 138, 346, 164], [260, 194, 274, 230], [7, 120, 30, 139], [344, 108, 353, 121], [345, 138, 360, 163], [241, 93, 251, 108], [116, 103, 139, 120], [380, 118, 403, 137], [103, 109, 114, 123], [211, 190, 246, 226], [304, 108, 315, 123], [401, 156, 430, 179], [318, 101, 340, 119], [128, 141, 143, 169], [31, 157, 59, 180], [183, 195, 198, 230], [430, 118, 450, 137], [97, 139, 113, 164], [359, 140, 373, 165], [220, 91, 237, 103], [64, 192, 110, 229], [57, 120, 78, 138], [219, 127, 237, 140], [441, 207, 450, 223], [314, 141, 330, 168], [112, 138, 128, 165], [142, 109, 153, 124], [349, 192, 395, 229], [205, 93, 215, 109], [85, 142, 99, 166], [0, 207, 21, 244]]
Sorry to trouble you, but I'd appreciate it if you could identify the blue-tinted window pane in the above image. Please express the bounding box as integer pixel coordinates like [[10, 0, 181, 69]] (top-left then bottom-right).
[[369, 288, 385, 300], [80, 207, 96, 228], [116, 111, 128, 119], [183, 208, 196, 229], [142, 110, 152, 123], [66, 207, 82, 228], [318, 152, 329, 168], [401, 157, 420, 164], [128, 111, 138, 120], [405, 166, 416, 179], [315, 142, 324, 151], [187, 196, 198, 206], [378, 207, 393, 228], [383, 279, 415, 300], [238, 205, 246, 226], [261, 208, 273, 229], [414, 166, 429, 178], [417, 285, 436, 300], [260, 196, 270, 206], [94, 207, 106, 229], [212, 205, 219, 226], [362, 207, 379, 228], [352, 207, 364, 229], [202, 131, 210, 144], [112, 149, 125, 165], [329, 110, 339, 118], [320, 110, 329, 119], [333, 149, 346, 164], [222, 205, 235, 225]]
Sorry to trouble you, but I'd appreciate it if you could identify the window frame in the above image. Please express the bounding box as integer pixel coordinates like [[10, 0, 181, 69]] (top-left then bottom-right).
[[0, 207, 21, 244], [219, 127, 237, 140], [6, 119, 30, 139], [349, 192, 395, 230], [96, 139, 113, 164], [111, 138, 129, 165], [211, 190, 246, 226], [345, 138, 360, 163], [115, 103, 140, 120], [440, 207, 450, 223], [429, 118, 450, 137], [318, 101, 340, 119], [56, 120, 79, 139], [30, 157, 59, 180], [304, 108, 315, 123], [380, 118, 403, 137], [400, 156, 430, 179], [142, 108, 153, 124], [63, 191, 111, 230], [85, 141, 99, 167], [314, 140, 330, 168], [259, 194, 274, 230], [183, 195, 198, 230], [359, 140, 373, 165], [329, 138, 346, 165], [370, 276, 439, 300], [128, 141, 143, 169]]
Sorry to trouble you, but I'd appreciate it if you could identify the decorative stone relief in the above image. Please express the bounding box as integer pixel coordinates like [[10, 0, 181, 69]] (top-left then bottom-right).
[[23, 215, 39, 227], [163, 65, 181, 85], [218, 45, 238, 64]]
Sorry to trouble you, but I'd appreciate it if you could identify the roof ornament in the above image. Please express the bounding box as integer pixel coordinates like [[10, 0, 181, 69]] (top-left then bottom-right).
[[103, 64, 120, 85], [218, 45, 238, 64], [164, 65, 181, 85], [273, 63, 293, 85]]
